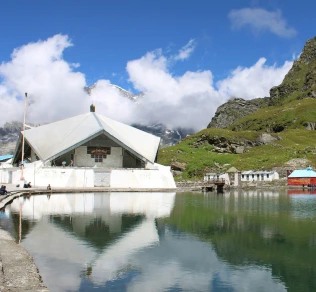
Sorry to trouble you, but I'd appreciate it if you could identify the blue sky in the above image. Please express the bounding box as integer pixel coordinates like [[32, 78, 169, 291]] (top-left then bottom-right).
[[0, 0, 315, 129], [1, 0, 314, 86]]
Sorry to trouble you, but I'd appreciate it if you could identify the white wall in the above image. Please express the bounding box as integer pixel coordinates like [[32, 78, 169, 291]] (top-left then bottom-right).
[[75, 146, 123, 168], [6, 162, 176, 189], [110, 164, 176, 189], [0, 169, 11, 183], [10, 162, 94, 188], [233, 172, 240, 187], [241, 172, 279, 182], [34, 168, 95, 188]]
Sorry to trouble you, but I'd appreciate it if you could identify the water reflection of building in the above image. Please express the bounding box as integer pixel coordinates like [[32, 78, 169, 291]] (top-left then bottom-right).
[[5, 192, 289, 292], [207, 190, 282, 215], [7, 193, 176, 291], [10, 192, 176, 238]]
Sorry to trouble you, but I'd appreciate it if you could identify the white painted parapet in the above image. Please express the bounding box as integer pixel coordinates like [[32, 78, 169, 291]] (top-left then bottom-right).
[[110, 164, 176, 189], [4, 161, 176, 189]]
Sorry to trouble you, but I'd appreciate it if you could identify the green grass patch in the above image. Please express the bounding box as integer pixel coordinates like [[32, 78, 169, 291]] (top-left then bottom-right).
[[229, 99, 316, 132], [158, 128, 316, 178]]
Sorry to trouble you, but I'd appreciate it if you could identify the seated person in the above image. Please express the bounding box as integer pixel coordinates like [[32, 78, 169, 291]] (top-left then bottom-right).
[[0, 185, 7, 196]]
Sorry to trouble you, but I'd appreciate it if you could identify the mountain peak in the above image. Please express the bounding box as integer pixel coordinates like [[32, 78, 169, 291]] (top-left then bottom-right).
[[269, 36, 316, 104], [83, 83, 144, 101]]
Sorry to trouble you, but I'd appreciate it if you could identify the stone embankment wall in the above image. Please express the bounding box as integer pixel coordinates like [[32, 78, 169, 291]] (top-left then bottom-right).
[[176, 178, 288, 191], [0, 228, 48, 291]]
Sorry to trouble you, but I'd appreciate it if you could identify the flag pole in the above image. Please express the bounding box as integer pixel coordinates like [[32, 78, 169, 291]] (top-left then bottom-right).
[[20, 92, 27, 181]]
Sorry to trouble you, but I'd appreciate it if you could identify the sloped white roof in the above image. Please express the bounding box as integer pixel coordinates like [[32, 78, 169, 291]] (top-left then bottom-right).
[[21, 112, 160, 163]]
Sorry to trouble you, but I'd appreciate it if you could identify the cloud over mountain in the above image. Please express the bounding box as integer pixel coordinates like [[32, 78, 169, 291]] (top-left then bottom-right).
[[0, 34, 293, 130]]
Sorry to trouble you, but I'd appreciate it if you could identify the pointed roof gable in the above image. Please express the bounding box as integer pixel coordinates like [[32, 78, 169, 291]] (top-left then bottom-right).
[[96, 114, 160, 165], [17, 112, 160, 163]]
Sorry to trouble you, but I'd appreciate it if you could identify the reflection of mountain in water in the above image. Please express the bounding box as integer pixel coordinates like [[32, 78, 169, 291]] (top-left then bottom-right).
[[163, 190, 316, 292]]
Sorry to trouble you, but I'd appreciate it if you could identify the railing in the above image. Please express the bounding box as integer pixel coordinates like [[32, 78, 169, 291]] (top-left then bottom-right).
[[204, 178, 226, 184]]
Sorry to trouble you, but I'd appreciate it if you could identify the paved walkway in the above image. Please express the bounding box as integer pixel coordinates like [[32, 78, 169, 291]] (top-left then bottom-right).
[[0, 229, 48, 292]]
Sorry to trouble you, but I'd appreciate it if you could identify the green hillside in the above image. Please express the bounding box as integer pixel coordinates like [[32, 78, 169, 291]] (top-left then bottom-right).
[[230, 98, 316, 132], [158, 128, 316, 180]]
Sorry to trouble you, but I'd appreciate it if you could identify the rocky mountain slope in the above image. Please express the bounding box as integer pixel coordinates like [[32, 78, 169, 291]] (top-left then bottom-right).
[[132, 123, 193, 147], [0, 122, 22, 155], [159, 36, 316, 179], [207, 97, 269, 128], [269, 36, 316, 105], [208, 36, 316, 131]]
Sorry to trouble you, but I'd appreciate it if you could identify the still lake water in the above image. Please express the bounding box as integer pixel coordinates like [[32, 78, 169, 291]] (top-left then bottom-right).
[[1, 190, 316, 292]]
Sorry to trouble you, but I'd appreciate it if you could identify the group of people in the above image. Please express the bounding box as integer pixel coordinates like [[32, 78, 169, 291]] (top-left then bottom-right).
[[23, 182, 32, 188], [0, 185, 7, 196], [1, 183, 52, 197]]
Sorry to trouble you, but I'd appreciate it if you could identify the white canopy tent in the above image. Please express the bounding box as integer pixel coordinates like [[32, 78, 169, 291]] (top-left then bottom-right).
[[13, 112, 160, 165]]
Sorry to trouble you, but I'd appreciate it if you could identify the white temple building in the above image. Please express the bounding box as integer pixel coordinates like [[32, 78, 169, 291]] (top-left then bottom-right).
[[0, 106, 176, 189]]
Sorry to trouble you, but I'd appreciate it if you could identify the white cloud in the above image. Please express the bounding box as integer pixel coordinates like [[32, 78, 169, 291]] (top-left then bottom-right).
[[0, 34, 136, 126], [217, 57, 293, 99], [173, 39, 196, 61], [0, 34, 89, 125], [0, 35, 293, 131], [126, 50, 292, 129], [89, 80, 137, 124], [228, 8, 297, 38]]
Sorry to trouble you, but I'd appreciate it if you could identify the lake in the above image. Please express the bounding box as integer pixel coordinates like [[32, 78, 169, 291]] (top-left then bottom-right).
[[1, 190, 316, 292]]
